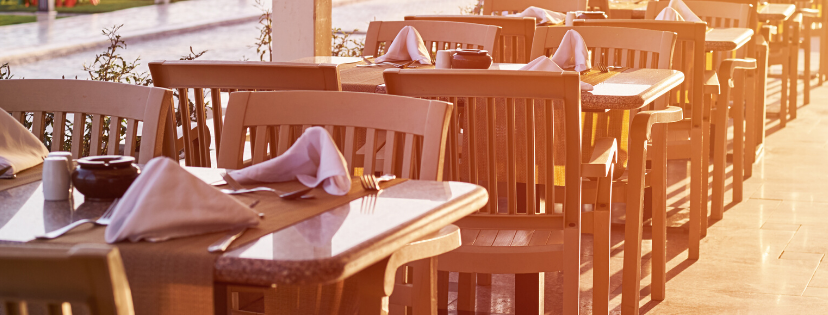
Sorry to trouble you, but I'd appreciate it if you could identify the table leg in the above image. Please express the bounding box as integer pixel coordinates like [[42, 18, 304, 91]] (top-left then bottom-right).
[[790, 14, 802, 120], [803, 16, 812, 105]]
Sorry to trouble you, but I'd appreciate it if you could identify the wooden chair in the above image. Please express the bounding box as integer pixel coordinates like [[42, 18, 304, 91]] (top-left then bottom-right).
[[0, 243, 134, 315], [530, 26, 681, 314], [481, 0, 588, 15], [363, 21, 500, 61], [385, 69, 619, 314], [0, 79, 175, 164], [404, 15, 537, 63], [217, 90, 455, 314], [149, 61, 342, 167]]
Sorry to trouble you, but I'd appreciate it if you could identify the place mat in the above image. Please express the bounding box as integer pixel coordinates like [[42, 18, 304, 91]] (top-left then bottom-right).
[[580, 67, 629, 86], [339, 61, 435, 93], [0, 164, 43, 192], [34, 177, 407, 315]]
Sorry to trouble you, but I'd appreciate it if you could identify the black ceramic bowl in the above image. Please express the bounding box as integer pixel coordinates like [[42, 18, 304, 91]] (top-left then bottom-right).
[[72, 156, 141, 200], [451, 49, 493, 69]]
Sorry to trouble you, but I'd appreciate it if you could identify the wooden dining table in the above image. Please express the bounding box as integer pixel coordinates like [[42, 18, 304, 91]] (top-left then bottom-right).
[[293, 56, 686, 112], [0, 165, 488, 315]]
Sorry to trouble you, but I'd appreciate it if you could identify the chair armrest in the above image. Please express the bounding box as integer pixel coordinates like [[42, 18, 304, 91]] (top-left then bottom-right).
[[718, 58, 758, 86], [800, 8, 820, 18], [630, 106, 684, 142], [582, 137, 617, 178]]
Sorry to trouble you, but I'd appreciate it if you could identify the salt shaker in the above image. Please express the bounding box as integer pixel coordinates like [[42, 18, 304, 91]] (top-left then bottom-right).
[[436, 50, 453, 69], [565, 11, 577, 26], [47, 151, 73, 172], [43, 157, 71, 201]]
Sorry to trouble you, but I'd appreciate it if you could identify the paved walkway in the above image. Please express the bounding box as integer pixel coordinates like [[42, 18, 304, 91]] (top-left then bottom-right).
[[0, 0, 262, 65]]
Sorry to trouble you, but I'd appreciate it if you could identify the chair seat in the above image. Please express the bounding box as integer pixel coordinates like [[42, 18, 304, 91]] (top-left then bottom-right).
[[438, 228, 565, 274]]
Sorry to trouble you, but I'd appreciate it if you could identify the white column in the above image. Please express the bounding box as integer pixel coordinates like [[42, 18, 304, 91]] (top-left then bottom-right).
[[271, 0, 332, 62]]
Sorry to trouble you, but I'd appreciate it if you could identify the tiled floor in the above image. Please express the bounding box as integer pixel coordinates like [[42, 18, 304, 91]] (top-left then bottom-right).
[[443, 74, 828, 313]]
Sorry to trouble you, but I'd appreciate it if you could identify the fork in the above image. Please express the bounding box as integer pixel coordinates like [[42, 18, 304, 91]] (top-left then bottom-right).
[[36, 198, 118, 239], [360, 174, 396, 191]]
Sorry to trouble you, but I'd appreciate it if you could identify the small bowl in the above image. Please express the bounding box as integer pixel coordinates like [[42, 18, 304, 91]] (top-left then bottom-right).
[[450, 49, 493, 69], [72, 156, 141, 200]]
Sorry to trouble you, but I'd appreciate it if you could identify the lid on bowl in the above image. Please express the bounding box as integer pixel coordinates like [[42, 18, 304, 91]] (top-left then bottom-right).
[[77, 155, 135, 169], [454, 49, 489, 56]]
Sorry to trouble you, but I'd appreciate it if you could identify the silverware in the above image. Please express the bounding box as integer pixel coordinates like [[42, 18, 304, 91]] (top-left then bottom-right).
[[360, 174, 396, 191], [208, 226, 247, 253], [362, 55, 375, 65], [36, 198, 118, 239], [221, 172, 314, 199], [221, 187, 314, 200]]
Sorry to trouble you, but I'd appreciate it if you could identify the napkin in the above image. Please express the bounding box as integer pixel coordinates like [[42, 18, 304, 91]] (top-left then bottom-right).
[[551, 30, 591, 73], [656, 0, 701, 22], [374, 26, 432, 65], [0, 108, 49, 178], [520, 56, 594, 91], [655, 7, 686, 21], [229, 127, 351, 196], [505, 6, 566, 25], [104, 157, 259, 243]]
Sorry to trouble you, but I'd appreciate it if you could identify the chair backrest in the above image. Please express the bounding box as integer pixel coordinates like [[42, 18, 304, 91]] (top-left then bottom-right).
[[530, 26, 675, 172], [645, 0, 752, 28], [530, 26, 675, 69], [0, 243, 133, 315], [404, 15, 537, 63], [385, 69, 583, 228], [363, 21, 501, 61], [149, 60, 342, 167], [573, 20, 707, 137], [0, 79, 174, 164], [217, 91, 452, 181], [482, 0, 588, 15]]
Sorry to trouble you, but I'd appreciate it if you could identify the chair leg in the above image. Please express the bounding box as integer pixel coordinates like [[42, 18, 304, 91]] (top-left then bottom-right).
[[594, 163, 614, 314], [711, 97, 729, 220], [515, 273, 544, 315], [791, 15, 801, 119], [651, 124, 667, 301], [456, 272, 476, 312], [781, 49, 789, 128], [622, 131, 648, 314], [732, 70, 746, 203], [701, 94, 713, 237], [756, 41, 769, 148], [437, 271, 449, 310], [744, 69, 757, 179], [410, 258, 437, 315], [803, 19, 812, 105]]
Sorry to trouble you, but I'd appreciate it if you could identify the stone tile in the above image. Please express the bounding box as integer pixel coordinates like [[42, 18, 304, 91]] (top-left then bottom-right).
[[784, 226, 828, 254], [761, 223, 802, 231], [803, 287, 828, 298], [701, 227, 795, 264], [661, 257, 818, 296], [634, 288, 828, 314], [765, 201, 828, 226], [807, 261, 828, 288], [779, 251, 824, 261]]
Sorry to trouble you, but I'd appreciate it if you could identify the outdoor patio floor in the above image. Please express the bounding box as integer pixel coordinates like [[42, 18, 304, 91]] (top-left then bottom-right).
[[443, 75, 828, 314]]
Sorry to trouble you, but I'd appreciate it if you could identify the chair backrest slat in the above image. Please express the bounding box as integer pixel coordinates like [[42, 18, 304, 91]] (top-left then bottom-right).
[[363, 21, 501, 61], [217, 91, 452, 181], [149, 61, 342, 167], [0, 79, 174, 163]]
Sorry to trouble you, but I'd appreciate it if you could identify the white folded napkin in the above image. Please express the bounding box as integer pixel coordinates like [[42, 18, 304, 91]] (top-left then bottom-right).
[[229, 127, 351, 196], [0, 108, 49, 178], [520, 56, 594, 91], [656, 0, 701, 22], [505, 6, 566, 25], [655, 7, 686, 21], [105, 157, 259, 243], [374, 26, 432, 65], [551, 30, 591, 73]]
